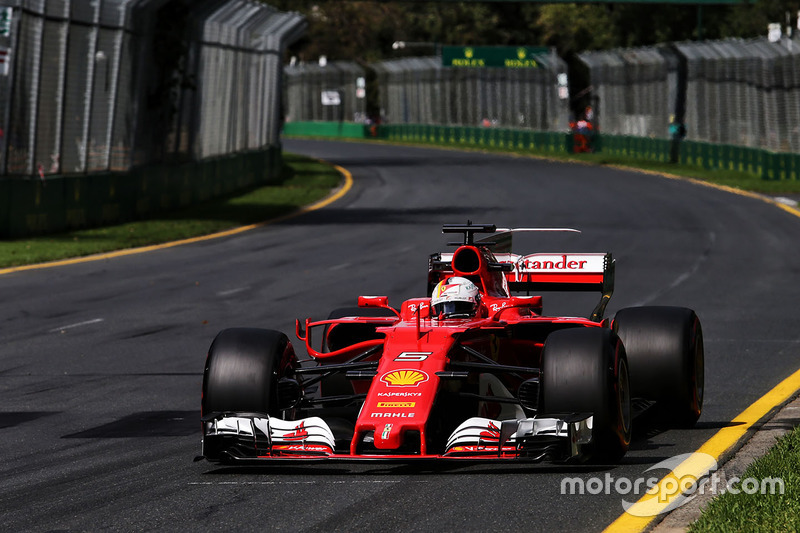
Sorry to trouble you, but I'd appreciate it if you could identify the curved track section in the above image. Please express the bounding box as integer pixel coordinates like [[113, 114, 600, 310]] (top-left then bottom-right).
[[1, 139, 799, 531]]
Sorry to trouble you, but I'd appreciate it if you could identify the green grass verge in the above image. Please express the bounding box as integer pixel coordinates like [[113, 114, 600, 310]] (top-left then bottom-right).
[[565, 152, 800, 195], [0, 153, 341, 268], [689, 426, 800, 532]]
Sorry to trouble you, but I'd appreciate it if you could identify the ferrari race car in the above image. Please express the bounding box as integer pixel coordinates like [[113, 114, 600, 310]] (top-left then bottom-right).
[[200, 223, 704, 463]]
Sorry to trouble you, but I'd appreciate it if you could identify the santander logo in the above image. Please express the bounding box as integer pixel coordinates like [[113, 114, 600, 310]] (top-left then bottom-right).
[[522, 254, 589, 270]]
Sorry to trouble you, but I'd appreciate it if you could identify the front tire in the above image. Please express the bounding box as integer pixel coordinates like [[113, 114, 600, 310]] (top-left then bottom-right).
[[202, 328, 296, 417], [613, 306, 704, 428], [540, 327, 631, 462]]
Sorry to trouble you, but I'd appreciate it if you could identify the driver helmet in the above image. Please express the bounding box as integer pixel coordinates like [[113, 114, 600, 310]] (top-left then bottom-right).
[[431, 276, 480, 318]]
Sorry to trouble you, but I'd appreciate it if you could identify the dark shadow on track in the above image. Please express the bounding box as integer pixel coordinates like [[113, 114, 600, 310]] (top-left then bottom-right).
[[277, 206, 496, 226], [198, 461, 615, 477], [627, 405, 744, 455], [63, 410, 197, 438], [0, 412, 58, 429]]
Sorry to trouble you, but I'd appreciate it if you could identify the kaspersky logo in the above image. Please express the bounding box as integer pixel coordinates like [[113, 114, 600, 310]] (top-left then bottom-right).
[[381, 369, 429, 387]]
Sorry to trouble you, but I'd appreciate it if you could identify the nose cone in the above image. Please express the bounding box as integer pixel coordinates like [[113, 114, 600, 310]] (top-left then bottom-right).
[[350, 320, 456, 455]]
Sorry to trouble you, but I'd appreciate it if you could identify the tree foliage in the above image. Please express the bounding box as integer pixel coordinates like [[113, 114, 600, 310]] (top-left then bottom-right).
[[267, 0, 800, 62]]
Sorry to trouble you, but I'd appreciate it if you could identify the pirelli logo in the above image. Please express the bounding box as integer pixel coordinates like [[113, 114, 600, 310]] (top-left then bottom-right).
[[376, 402, 415, 408]]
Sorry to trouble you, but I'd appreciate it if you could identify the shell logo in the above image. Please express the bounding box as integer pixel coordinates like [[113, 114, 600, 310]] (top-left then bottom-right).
[[381, 370, 429, 387]]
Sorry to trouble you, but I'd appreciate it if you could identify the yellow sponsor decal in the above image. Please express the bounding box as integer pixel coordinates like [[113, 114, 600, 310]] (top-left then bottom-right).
[[381, 370, 429, 387], [376, 402, 415, 408]]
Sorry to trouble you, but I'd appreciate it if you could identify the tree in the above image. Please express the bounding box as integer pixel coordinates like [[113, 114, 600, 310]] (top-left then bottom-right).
[[266, 0, 800, 62]]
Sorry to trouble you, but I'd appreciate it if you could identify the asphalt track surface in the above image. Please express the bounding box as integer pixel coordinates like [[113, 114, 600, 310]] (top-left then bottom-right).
[[2, 139, 799, 531]]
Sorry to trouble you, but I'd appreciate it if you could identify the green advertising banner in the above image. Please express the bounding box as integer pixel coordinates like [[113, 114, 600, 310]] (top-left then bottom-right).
[[442, 45, 549, 68]]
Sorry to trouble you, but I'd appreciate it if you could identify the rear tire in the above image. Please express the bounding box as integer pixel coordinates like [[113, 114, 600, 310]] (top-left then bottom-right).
[[540, 327, 631, 462], [613, 307, 704, 428], [202, 328, 296, 417]]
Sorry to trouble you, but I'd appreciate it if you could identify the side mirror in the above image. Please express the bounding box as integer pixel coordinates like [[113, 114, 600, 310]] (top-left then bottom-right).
[[357, 295, 389, 308]]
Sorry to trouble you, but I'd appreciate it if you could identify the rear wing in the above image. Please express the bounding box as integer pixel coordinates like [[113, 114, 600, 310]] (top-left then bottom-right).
[[432, 223, 614, 320], [430, 251, 614, 321], [502, 252, 612, 290], [504, 252, 614, 321]]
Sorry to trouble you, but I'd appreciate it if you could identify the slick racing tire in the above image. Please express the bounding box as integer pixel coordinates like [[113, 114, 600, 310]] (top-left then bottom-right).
[[613, 306, 704, 428], [202, 328, 296, 417], [540, 327, 632, 462]]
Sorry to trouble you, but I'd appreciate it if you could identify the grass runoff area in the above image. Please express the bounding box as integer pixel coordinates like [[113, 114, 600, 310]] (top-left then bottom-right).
[[690, 427, 800, 532], [0, 143, 799, 527], [0, 153, 341, 268]]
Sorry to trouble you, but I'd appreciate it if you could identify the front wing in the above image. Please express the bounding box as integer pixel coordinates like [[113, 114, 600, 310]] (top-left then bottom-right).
[[201, 413, 593, 462]]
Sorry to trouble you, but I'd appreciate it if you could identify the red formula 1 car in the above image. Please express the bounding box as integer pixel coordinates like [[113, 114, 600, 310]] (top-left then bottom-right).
[[200, 223, 704, 463]]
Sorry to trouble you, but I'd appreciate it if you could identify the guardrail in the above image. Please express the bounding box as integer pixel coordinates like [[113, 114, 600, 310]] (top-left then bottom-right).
[[283, 121, 800, 181], [598, 135, 799, 181], [0, 1, 305, 239], [0, 149, 280, 239]]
